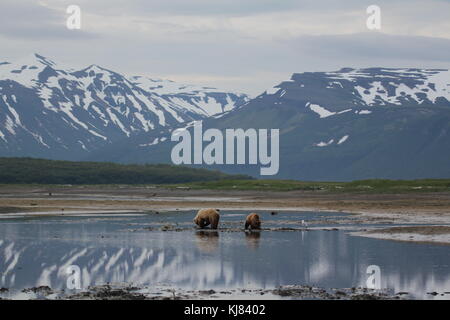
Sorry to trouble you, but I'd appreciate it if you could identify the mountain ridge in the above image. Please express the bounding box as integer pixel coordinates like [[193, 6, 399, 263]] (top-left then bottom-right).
[[2, 61, 450, 181], [94, 67, 450, 181], [0, 53, 249, 158]]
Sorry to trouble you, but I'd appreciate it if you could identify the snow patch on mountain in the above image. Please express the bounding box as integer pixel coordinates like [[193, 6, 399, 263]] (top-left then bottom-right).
[[314, 135, 349, 147], [338, 135, 349, 145], [314, 139, 334, 147], [328, 68, 450, 106], [307, 103, 336, 118]]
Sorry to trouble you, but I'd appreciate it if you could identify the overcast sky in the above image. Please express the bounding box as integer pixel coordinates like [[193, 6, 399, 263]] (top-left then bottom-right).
[[1, 0, 450, 95]]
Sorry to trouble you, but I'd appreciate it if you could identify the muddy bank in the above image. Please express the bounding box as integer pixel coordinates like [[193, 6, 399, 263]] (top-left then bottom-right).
[[369, 226, 450, 235], [1, 186, 450, 217], [0, 283, 424, 300], [352, 226, 450, 245]]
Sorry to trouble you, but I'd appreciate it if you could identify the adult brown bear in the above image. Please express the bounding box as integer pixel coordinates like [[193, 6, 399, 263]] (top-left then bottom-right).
[[193, 208, 220, 229], [245, 213, 261, 230]]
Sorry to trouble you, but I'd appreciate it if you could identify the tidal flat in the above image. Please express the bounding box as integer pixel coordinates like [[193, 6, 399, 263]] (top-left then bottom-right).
[[0, 208, 449, 300]]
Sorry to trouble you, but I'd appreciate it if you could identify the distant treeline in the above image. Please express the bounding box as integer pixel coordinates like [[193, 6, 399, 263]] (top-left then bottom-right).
[[0, 158, 252, 184]]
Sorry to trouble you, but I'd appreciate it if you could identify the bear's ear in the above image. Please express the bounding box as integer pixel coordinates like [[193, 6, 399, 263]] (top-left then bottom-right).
[[216, 209, 221, 212]]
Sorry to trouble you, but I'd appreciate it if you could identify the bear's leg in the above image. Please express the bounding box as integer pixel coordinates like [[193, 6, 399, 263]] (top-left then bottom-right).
[[210, 216, 219, 229]]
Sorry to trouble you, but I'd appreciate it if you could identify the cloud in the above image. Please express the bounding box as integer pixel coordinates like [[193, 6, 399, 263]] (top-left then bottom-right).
[[0, 0, 97, 40], [42, 0, 367, 17], [288, 33, 450, 64], [0, 0, 449, 95]]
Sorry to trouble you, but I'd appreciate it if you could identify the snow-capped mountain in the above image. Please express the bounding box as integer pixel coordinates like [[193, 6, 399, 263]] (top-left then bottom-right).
[[2, 61, 450, 180], [0, 54, 248, 158], [99, 68, 450, 181], [128, 76, 240, 117], [263, 67, 450, 109]]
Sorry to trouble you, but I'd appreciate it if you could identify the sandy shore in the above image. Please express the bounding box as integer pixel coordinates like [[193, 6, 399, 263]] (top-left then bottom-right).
[[351, 226, 450, 245], [1, 185, 450, 244]]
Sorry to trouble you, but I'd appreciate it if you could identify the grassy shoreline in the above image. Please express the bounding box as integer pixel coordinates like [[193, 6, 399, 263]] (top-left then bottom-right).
[[168, 178, 450, 193], [1, 178, 450, 193]]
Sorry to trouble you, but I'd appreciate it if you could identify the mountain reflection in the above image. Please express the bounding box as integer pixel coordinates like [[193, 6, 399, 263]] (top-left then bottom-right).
[[0, 217, 449, 299]]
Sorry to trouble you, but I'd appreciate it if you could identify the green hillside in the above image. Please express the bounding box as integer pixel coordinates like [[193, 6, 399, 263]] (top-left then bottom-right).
[[0, 158, 251, 184]]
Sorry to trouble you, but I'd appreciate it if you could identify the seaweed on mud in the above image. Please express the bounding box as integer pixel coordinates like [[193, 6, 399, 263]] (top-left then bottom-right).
[[199, 289, 216, 295], [10, 283, 413, 300], [22, 286, 53, 295], [273, 285, 334, 299], [67, 285, 146, 300], [272, 285, 403, 300]]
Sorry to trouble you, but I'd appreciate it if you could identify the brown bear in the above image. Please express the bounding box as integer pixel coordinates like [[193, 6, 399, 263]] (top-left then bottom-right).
[[245, 213, 261, 230], [193, 208, 220, 229]]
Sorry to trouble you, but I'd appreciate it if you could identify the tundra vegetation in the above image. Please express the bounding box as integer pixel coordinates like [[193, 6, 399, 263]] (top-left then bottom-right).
[[0, 158, 251, 184], [0, 158, 449, 194]]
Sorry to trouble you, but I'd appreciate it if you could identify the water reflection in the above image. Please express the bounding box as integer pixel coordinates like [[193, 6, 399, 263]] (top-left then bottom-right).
[[245, 231, 261, 250], [195, 231, 219, 253], [0, 212, 449, 299]]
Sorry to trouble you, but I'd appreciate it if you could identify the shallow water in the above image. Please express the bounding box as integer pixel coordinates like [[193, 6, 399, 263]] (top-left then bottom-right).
[[0, 210, 449, 299]]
